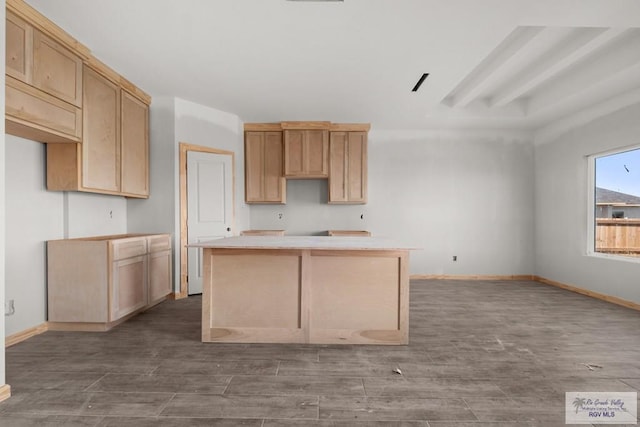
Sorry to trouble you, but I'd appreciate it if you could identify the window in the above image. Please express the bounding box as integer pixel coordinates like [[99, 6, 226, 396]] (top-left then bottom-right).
[[589, 147, 640, 259]]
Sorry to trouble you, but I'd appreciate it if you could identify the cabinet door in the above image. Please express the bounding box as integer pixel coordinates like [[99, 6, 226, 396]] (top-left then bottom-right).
[[264, 132, 285, 202], [305, 130, 329, 177], [6, 12, 32, 82], [33, 30, 82, 107], [111, 255, 147, 321], [121, 90, 149, 197], [82, 66, 120, 192], [148, 249, 172, 304], [284, 130, 328, 178], [328, 131, 367, 204], [245, 131, 285, 203], [284, 130, 304, 176], [329, 132, 348, 202], [245, 131, 265, 202], [346, 131, 367, 203]]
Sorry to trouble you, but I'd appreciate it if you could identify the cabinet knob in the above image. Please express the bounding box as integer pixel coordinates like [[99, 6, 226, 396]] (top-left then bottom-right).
[[226, 227, 231, 232]]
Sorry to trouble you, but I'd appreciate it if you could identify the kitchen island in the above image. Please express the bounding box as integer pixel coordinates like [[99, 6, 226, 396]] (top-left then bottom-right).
[[191, 236, 413, 345]]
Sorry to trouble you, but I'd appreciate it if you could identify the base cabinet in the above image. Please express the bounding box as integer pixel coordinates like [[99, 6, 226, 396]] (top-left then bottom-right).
[[48, 234, 172, 331], [201, 246, 410, 345]]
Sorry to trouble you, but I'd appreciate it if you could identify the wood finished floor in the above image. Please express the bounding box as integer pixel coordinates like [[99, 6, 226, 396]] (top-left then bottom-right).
[[1, 279, 640, 426]]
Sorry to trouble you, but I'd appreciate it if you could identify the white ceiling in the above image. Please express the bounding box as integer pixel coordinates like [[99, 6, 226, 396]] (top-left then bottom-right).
[[24, 0, 640, 134]]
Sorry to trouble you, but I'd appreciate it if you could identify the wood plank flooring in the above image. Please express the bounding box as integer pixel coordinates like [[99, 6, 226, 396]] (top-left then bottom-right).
[[1, 279, 639, 426]]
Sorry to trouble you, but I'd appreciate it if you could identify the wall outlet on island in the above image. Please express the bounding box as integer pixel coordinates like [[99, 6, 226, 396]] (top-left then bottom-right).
[[5, 299, 15, 316]]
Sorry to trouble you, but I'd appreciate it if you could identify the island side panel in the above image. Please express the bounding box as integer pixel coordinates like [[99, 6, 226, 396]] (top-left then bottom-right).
[[48, 240, 109, 324], [308, 250, 409, 345], [399, 250, 410, 344], [202, 248, 305, 343]]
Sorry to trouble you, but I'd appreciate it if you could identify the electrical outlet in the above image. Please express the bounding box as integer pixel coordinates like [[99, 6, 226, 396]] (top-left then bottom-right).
[[5, 299, 15, 316], [452, 255, 457, 262], [278, 213, 283, 220]]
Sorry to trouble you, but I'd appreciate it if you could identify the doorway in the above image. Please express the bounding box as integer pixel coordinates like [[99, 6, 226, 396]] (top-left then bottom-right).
[[179, 143, 235, 297]]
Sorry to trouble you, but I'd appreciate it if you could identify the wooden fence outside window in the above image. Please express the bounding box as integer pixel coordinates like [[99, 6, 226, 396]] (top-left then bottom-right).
[[595, 218, 640, 257]]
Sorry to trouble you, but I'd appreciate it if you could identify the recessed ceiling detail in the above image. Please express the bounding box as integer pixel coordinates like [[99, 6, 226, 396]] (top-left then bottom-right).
[[25, 0, 640, 132], [441, 26, 640, 125]]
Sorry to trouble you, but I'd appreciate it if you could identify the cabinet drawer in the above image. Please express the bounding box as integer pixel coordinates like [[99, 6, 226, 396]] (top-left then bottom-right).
[[147, 234, 171, 253], [112, 237, 147, 260], [6, 76, 82, 143]]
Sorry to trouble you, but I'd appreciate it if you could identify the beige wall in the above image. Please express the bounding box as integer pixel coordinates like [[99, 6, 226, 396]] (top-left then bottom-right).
[[251, 130, 536, 276], [3, 135, 128, 337], [535, 103, 640, 304]]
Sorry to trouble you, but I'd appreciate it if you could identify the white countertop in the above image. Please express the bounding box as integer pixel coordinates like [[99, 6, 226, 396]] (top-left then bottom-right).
[[189, 236, 416, 251]]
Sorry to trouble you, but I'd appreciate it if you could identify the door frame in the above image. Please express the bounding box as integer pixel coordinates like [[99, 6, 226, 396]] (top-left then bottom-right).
[[178, 142, 235, 298]]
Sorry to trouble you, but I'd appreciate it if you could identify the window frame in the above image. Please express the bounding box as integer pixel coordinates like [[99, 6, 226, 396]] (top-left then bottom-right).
[[586, 144, 640, 264]]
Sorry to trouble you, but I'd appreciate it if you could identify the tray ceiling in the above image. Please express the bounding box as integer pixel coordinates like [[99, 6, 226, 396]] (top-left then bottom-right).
[[23, 0, 640, 135]]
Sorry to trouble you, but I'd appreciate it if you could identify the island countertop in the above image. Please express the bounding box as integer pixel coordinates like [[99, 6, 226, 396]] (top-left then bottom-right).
[[190, 235, 416, 251]]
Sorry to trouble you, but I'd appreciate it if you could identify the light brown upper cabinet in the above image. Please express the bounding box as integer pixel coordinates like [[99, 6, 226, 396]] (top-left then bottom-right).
[[46, 66, 120, 194], [284, 129, 329, 178], [47, 65, 150, 198], [6, 0, 151, 198], [329, 131, 368, 204], [245, 129, 286, 203], [5, 9, 84, 143], [121, 89, 149, 197], [244, 122, 369, 204], [82, 66, 120, 192]]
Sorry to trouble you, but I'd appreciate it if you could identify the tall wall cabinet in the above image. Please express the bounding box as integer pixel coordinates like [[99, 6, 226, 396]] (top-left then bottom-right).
[[244, 122, 370, 205], [4, 0, 151, 198], [328, 129, 368, 204], [245, 126, 286, 204], [46, 63, 150, 198]]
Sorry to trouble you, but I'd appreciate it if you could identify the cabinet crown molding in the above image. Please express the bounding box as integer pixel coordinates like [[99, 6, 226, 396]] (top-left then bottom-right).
[[244, 121, 370, 132], [85, 56, 151, 104]]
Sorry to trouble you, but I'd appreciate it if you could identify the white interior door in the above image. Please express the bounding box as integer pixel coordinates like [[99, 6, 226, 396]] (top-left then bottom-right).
[[187, 151, 233, 295]]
